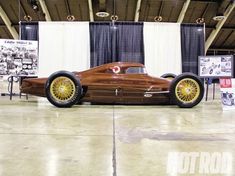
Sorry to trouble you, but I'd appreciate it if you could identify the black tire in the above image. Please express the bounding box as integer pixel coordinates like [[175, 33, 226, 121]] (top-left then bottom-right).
[[161, 73, 176, 80], [45, 71, 82, 108], [170, 73, 204, 108]]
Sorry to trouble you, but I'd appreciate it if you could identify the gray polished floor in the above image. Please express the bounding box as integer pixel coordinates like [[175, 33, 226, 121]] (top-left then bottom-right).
[[0, 83, 235, 176]]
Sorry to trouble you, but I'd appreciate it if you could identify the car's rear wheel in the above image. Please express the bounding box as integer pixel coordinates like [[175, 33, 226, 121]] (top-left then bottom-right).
[[45, 71, 82, 107], [170, 73, 204, 108], [161, 73, 176, 80]]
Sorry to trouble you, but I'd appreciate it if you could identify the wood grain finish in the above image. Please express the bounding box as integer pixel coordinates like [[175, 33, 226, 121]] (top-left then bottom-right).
[[20, 62, 172, 104]]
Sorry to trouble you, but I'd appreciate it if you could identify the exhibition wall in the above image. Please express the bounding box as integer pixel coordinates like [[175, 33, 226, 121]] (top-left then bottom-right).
[[20, 22, 205, 77]]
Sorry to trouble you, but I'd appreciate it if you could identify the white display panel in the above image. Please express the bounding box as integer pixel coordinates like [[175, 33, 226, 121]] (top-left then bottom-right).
[[38, 22, 90, 77], [0, 39, 38, 77], [199, 55, 233, 78], [144, 22, 182, 77]]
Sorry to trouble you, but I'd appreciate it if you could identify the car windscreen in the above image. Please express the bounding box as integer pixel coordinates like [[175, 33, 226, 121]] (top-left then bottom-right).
[[125, 67, 147, 74]]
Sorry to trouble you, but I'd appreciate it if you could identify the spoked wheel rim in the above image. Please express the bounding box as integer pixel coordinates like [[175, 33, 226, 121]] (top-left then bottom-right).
[[175, 78, 200, 103], [50, 76, 76, 103]]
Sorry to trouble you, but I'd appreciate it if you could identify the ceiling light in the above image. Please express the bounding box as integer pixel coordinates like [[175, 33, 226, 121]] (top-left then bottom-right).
[[213, 15, 225, 21], [96, 11, 110, 18], [32, 5, 38, 10], [29, 0, 39, 10]]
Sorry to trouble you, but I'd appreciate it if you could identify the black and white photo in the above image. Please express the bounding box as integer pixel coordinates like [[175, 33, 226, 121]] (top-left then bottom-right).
[[199, 55, 234, 78], [0, 39, 38, 78]]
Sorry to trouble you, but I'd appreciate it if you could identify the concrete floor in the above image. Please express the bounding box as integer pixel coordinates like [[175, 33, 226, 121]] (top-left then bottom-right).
[[0, 82, 235, 176]]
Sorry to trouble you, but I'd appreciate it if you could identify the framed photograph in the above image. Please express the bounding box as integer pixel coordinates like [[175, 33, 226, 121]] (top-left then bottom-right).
[[198, 55, 234, 78], [0, 39, 38, 77], [220, 78, 235, 110]]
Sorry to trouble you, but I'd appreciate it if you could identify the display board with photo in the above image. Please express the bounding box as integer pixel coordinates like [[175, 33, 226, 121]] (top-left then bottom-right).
[[198, 55, 234, 78], [0, 39, 38, 77], [220, 78, 235, 110]]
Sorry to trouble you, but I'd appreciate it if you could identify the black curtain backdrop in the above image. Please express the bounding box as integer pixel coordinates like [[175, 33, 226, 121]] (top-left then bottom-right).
[[181, 24, 205, 74], [89, 22, 112, 67], [20, 22, 39, 40], [90, 22, 144, 67], [116, 22, 144, 63]]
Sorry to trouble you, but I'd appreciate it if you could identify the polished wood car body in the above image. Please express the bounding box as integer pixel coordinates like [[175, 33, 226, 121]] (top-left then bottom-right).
[[21, 62, 172, 104]]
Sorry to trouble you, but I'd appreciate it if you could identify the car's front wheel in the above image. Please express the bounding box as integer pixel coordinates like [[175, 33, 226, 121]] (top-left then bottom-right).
[[45, 71, 82, 108], [170, 73, 204, 108]]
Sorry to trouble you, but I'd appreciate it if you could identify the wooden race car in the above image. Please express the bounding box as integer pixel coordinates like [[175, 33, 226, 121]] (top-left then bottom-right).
[[20, 62, 204, 108]]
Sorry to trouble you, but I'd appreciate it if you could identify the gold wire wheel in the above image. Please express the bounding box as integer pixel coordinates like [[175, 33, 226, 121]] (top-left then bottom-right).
[[50, 76, 76, 102], [175, 78, 200, 103]]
